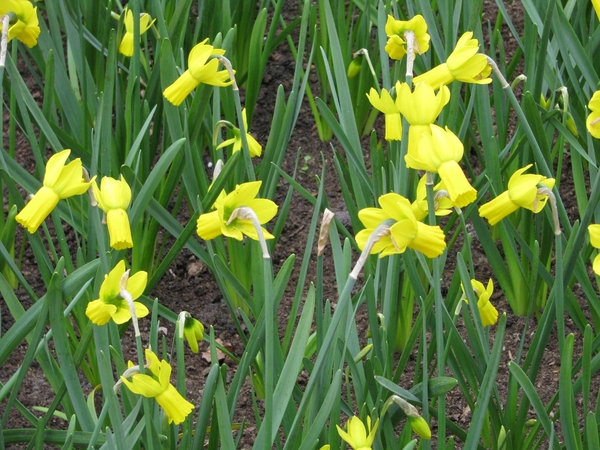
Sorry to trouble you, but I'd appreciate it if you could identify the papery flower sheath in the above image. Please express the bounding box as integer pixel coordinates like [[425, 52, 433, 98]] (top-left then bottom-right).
[[413, 32, 492, 90], [366, 83, 402, 141], [0, 0, 40, 48], [121, 349, 194, 424], [478, 164, 555, 226], [217, 108, 262, 157], [355, 193, 446, 258], [163, 39, 233, 106], [404, 124, 477, 208], [411, 175, 454, 221], [336, 416, 379, 450], [16, 150, 94, 233], [93, 176, 133, 250], [462, 278, 498, 326], [384, 15, 430, 60], [183, 316, 204, 353], [118, 8, 155, 57], [588, 224, 600, 275], [586, 90, 600, 139], [196, 181, 277, 241], [396, 82, 450, 158], [85, 260, 148, 326]]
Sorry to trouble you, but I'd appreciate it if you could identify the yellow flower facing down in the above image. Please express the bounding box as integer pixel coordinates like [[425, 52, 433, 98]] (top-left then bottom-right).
[[355, 193, 446, 259], [163, 39, 233, 106], [16, 150, 94, 233], [462, 278, 498, 327], [121, 349, 194, 424], [586, 90, 600, 138], [413, 32, 492, 90], [411, 175, 455, 221], [93, 176, 133, 250], [396, 82, 450, 158], [366, 84, 402, 141], [405, 125, 477, 208], [588, 224, 600, 275], [118, 8, 155, 57], [0, 0, 40, 48], [478, 164, 555, 226], [216, 108, 262, 157], [183, 317, 205, 353], [196, 181, 278, 241], [85, 260, 148, 326], [336, 416, 379, 450], [384, 14, 430, 60]]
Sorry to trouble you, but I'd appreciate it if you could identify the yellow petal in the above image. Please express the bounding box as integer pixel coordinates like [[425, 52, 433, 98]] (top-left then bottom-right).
[[156, 384, 194, 424], [409, 222, 446, 258], [106, 209, 133, 250], [197, 210, 223, 240], [589, 224, 600, 248], [16, 186, 60, 233], [126, 271, 148, 300], [85, 299, 117, 326], [122, 373, 164, 397], [43, 150, 71, 187], [438, 161, 477, 208], [163, 70, 200, 106], [478, 191, 518, 226]]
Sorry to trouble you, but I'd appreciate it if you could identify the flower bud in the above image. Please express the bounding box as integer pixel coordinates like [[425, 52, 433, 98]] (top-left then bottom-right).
[[347, 56, 363, 78], [408, 415, 431, 440]]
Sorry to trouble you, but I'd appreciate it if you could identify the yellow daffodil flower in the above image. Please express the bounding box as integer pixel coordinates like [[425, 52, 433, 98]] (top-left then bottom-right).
[[336, 416, 379, 450], [217, 108, 262, 157], [183, 317, 204, 353], [586, 90, 600, 138], [196, 181, 278, 241], [163, 39, 233, 106], [478, 164, 555, 226], [462, 278, 498, 326], [86, 260, 148, 326], [0, 0, 40, 48], [93, 176, 133, 250], [366, 83, 402, 141], [121, 349, 194, 424], [384, 15, 430, 60], [413, 32, 491, 90], [405, 124, 477, 208], [593, 0, 600, 21], [118, 8, 155, 57], [16, 150, 94, 233], [588, 224, 600, 275], [396, 82, 450, 158], [411, 175, 454, 221], [355, 193, 446, 258]]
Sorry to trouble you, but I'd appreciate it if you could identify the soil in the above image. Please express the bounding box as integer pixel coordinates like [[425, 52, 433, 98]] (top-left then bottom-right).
[[1, 1, 598, 449]]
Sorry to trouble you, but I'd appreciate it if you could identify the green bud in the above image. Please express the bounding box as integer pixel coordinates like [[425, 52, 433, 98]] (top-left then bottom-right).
[[565, 113, 579, 137], [540, 94, 552, 111], [408, 415, 431, 440], [347, 57, 363, 79]]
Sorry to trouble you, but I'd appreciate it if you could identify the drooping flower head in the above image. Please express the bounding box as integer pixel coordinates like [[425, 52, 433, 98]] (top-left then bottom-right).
[[461, 278, 498, 326], [0, 0, 40, 48], [366, 83, 402, 141], [216, 108, 262, 157], [413, 32, 491, 90], [396, 82, 450, 157], [588, 224, 600, 275], [93, 176, 133, 250], [478, 164, 555, 226], [355, 193, 446, 258], [118, 8, 155, 57], [16, 150, 94, 233], [196, 181, 278, 241], [586, 90, 600, 139], [163, 39, 233, 106], [183, 316, 205, 353], [384, 15, 430, 60], [405, 124, 477, 208], [86, 260, 148, 326], [121, 349, 194, 424], [336, 416, 379, 450]]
